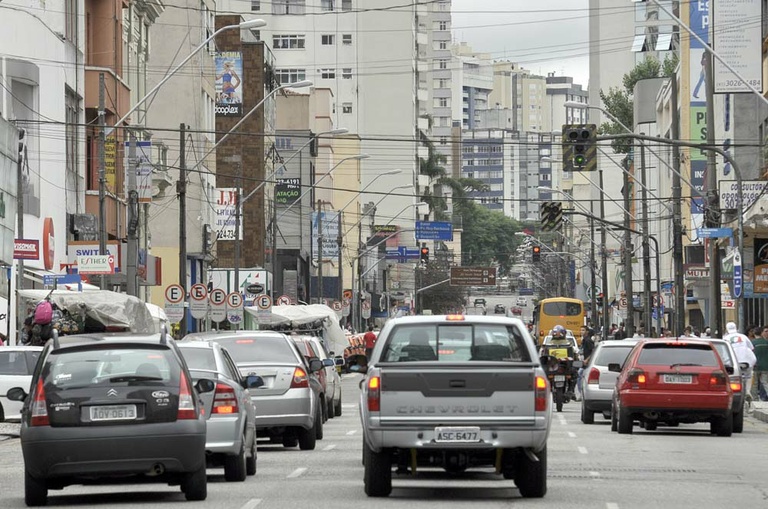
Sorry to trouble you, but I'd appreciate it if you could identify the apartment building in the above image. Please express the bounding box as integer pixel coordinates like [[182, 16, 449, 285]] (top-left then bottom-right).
[[489, 62, 547, 132]]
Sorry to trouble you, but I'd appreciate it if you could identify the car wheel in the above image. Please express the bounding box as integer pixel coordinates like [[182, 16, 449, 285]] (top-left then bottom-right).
[[580, 400, 594, 424], [298, 410, 319, 450], [711, 414, 733, 437], [610, 404, 618, 432], [733, 410, 744, 434], [617, 406, 633, 434], [181, 461, 207, 501], [514, 446, 547, 498], [0, 402, 5, 423], [327, 398, 335, 420], [246, 438, 257, 476], [334, 390, 343, 417], [25, 470, 47, 507], [315, 405, 324, 440], [224, 440, 247, 482], [363, 439, 392, 497]]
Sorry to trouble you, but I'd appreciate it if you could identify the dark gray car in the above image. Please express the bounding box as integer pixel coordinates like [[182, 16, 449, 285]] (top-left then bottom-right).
[[7, 332, 214, 506]]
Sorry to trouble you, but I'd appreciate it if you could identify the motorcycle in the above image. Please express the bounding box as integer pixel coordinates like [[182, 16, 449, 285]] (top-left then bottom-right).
[[542, 354, 582, 412]]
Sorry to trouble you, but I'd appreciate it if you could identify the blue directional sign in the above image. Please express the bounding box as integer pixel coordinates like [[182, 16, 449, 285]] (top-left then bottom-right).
[[43, 274, 82, 286], [385, 246, 421, 263], [696, 227, 733, 238], [415, 221, 453, 241], [733, 252, 742, 298]]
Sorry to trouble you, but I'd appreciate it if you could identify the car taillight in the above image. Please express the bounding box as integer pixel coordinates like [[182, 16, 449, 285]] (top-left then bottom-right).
[[212, 383, 239, 415], [290, 367, 309, 389], [709, 371, 727, 387], [177, 371, 197, 420], [587, 367, 600, 385], [730, 379, 742, 392], [30, 378, 50, 427], [623, 368, 647, 389], [367, 376, 381, 412], [535, 375, 548, 411]]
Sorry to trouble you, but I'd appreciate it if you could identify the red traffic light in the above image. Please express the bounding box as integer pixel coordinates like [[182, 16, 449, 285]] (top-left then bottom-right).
[[532, 246, 541, 254], [420, 247, 429, 255]]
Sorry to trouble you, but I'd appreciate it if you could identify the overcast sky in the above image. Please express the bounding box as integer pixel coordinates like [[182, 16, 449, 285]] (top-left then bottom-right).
[[451, 0, 590, 87]]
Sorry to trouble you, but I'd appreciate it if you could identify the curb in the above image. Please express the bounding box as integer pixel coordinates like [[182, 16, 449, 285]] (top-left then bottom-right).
[[753, 409, 768, 424]]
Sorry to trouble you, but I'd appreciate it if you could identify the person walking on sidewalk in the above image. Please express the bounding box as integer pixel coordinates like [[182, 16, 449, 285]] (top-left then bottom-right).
[[724, 322, 757, 403], [753, 326, 768, 401], [364, 326, 377, 361]]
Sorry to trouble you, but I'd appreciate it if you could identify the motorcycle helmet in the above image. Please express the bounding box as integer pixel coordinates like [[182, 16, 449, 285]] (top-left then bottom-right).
[[552, 325, 567, 339]]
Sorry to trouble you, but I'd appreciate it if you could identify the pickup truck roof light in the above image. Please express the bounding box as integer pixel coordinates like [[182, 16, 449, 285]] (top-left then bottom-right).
[[445, 315, 465, 321]]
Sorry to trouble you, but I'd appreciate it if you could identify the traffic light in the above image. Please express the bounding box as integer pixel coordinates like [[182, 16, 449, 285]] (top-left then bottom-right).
[[532, 245, 541, 262], [420, 246, 430, 263], [562, 124, 597, 172], [540, 201, 563, 232]]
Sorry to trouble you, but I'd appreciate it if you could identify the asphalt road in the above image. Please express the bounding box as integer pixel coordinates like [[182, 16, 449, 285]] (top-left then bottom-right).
[[469, 293, 533, 322], [2, 375, 768, 508]]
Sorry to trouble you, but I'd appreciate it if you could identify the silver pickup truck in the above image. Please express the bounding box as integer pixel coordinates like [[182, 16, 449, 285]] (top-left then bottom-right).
[[359, 315, 552, 498]]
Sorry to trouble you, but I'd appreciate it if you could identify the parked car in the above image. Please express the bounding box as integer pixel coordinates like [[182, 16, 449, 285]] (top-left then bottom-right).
[[176, 341, 262, 481], [0, 346, 43, 422], [580, 339, 639, 424], [610, 339, 734, 436], [494, 304, 506, 314], [7, 331, 214, 506], [292, 337, 331, 433], [705, 338, 749, 433], [295, 335, 343, 418], [183, 330, 324, 450]]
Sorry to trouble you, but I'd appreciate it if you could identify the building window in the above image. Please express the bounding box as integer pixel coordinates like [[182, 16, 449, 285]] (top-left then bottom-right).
[[437, 59, 448, 70], [321, 34, 335, 45], [342, 34, 352, 45], [273, 0, 306, 15], [320, 68, 336, 79], [342, 102, 353, 114], [65, 87, 80, 187], [439, 41, 447, 50], [321, 0, 334, 11], [440, 137, 447, 145], [342, 68, 353, 79], [202, 3, 215, 51], [65, 0, 77, 41], [251, 0, 260, 10], [342, 0, 352, 10], [437, 1, 449, 11], [438, 21, 448, 31], [273, 34, 305, 49], [276, 68, 307, 84], [462, 146, 473, 153]]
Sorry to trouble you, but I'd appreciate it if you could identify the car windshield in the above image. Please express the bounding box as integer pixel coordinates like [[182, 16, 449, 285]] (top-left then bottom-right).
[[214, 336, 298, 364], [44, 346, 178, 389], [179, 347, 217, 371], [594, 345, 635, 367], [0, 351, 39, 376], [637, 344, 719, 367], [381, 324, 531, 363]]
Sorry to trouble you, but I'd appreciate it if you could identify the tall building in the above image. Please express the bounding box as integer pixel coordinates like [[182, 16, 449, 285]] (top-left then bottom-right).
[[450, 43, 494, 130], [489, 62, 547, 132], [544, 74, 589, 133]]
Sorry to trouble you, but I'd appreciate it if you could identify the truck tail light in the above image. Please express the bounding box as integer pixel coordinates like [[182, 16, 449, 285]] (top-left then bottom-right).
[[534, 376, 548, 412], [30, 378, 50, 427], [587, 367, 600, 385], [367, 376, 381, 412]]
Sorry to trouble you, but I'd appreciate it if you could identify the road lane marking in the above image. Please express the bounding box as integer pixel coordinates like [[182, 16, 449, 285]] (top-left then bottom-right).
[[578, 446, 588, 454], [346, 430, 358, 435], [287, 467, 307, 478], [606, 504, 620, 509], [240, 499, 262, 509], [323, 444, 337, 451], [568, 432, 577, 438], [589, 471, 601, 477], [342, 404, 357, 409]]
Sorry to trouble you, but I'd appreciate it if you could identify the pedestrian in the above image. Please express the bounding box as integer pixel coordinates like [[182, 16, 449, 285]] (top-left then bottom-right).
[[576, 326, 595, 400], [753, 326, 768, 401], [614, 323, 627, 340], [682, 325, 697, 338], [633, 325, 645, 339], [700, 326, 711, 339], [364, 325, 377, 361], [723, 322, 757, 401]]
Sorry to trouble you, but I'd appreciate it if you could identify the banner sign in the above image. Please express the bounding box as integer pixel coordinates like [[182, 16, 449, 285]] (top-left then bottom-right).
[[13, 239, 39, 260], [215, 51, 243, 116], [713, 0, 763, 93], [688, 1, 709, 213], [718, 180, 768, 211], [311, 210, 340, 261], [275, 178, 301, 205], [214, 188, 243, 241], [753, 238, 768, 294], [123, 140, 153, 203]]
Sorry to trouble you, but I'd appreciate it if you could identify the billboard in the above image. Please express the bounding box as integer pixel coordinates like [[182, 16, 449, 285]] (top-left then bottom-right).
[[311, 210, 340, 261], [275, 178, 301, 205], [214, 188, 243, 241], [123, 140, 153, 202], [215, 51, 243, 117], [713, 0, 763, 93], [688, 1, 709, 214]]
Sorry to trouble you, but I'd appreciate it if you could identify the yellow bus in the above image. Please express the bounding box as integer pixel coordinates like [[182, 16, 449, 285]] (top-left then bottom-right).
[[533, 297, 586, 345]]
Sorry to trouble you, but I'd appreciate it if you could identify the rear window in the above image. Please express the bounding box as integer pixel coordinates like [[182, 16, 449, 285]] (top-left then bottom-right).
[[542, 302, 582, 316], [179, 348, 217, 371], [381, 324, 531, 363], [0, 351, 39, 375], [594, 345, 635, 367], [710, 343, 734, 367], [44, 346, 179, 389], [214, 336, 298, 363], [637, 344, 719, 367]]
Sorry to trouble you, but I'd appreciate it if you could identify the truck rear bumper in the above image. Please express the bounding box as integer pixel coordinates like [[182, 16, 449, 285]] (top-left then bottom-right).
[[364, 426, 549, 453]]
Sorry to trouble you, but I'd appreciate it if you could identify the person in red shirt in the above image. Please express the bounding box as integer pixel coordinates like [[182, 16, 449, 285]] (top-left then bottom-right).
[[364, 326, 377, 360]]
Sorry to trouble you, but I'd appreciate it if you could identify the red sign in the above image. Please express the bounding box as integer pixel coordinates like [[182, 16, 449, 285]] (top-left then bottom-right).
[[13, 239, 39, 260], [42, 217, 55, 270]]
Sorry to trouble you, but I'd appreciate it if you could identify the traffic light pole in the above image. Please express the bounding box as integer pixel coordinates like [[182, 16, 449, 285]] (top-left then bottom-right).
[[599, 170, 608, 341]]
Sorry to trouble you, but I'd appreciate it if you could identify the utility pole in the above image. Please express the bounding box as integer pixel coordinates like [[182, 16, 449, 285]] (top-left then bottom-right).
[[589, 211, 597, 327], [178, 123, 187, 335], [639, 138, 652, 335], [317, 199, 323, 304], [98, 73, 107, 290], [599, 170, 608, 341], [234, 159, 242, 327], [271, 192, 277, 300], [671, 76, 685, 336], [704, 53, 722, 336], [16, 128, 26, 344], [622, 156, 635, 336], [126, 132, 139, 297], [337, 212, 343, 303]]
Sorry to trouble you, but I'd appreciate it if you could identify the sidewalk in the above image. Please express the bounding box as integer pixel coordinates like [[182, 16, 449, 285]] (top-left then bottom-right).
[[752, 402, 768, 424], [0, 422, 20, 441]]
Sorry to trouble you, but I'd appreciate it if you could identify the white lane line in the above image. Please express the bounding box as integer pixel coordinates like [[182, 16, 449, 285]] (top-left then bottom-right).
[[346, 429, 358, 436], [567, 431, 577, 438], [323, 444, 337, 451], [606, 503, 620, 509], [578, 446, 588, 455], [342, 404, 357, 409], [589, 471, 601, 477], [287, 467, 308, 478], [240, 499, 263, 509]]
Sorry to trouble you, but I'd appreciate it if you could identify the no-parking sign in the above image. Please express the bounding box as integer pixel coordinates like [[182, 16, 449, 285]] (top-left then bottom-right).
[[189, 283, 209, 319]]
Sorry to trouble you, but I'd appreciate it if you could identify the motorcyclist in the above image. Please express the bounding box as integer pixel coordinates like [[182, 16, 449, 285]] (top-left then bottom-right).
[[542, 325, 578, 397]]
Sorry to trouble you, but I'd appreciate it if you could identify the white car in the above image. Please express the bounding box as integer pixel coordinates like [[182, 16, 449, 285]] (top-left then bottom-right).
[[516, 297, 528, 307], [0, 346, 43, 422]]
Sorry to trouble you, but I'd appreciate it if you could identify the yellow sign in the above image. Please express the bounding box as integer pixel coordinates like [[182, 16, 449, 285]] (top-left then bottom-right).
[[104, 135, 117, 192]]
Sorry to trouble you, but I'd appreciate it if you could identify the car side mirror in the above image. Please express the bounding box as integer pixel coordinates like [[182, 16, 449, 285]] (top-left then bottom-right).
[[739, 362, 750, 371], [244, 375, 264, 389], [6, 387, 28, 402], [195, 378, 216, 394], [309, 359, 324, 373], [607, 363, 622, 373], [335, 357, 345, 366], [322, 358, 335, 367], [725, 366, 735, 375]]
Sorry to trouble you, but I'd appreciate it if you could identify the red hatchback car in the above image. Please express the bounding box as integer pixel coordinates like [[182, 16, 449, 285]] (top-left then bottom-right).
[[610, 339, 733, 436]]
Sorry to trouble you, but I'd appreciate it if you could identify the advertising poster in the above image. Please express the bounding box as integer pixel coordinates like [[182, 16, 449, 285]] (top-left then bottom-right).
[[214, 188, 243, 241], [688, 2, 709, 215], [275, 178, 301, 205], [753, 238, 768, 294], [311, 210, 340, 261], [215, 52, 243, 117], [123, 140, 153, 202], [713, 0, 763, 93]]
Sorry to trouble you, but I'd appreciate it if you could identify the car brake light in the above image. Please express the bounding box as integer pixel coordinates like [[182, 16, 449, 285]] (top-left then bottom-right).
[[535, 375, 548, 411], [587, 367, 600, 385], [624, 368, 647, 388], [177, 371, 197, 420], [709, 371, 727, 387], [30, 378, 50, 427], [446, 315, 465, 321], [730, 381, 742, 392], [212, 383, 239, 414], [290, 367, 309, 389], [367, 376, 381, 412]]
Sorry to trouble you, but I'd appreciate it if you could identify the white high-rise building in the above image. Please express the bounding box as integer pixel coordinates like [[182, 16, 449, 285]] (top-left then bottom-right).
[[489, 62, 547, 132], [450, 43, 494, 130]]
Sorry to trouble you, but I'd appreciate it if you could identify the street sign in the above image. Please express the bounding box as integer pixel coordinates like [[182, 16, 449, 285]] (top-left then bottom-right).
[[343, 289, 353, 301], [255, 294, 272, 316], [77, 254, 115, 275], [385, 246, 420, 263], [164, 284, 185, 324], [449, 267, 497, 286], [684, 266, 710, 279], [43, 273, 81, 287], [227, 292, 244, 324], [361, 301, 371, 320], [209, 289, 227, 322], [696, 227, 733, 238], [189, 283, 209, 320], [415, 221, 453, 241], [245, 282, 264, 295], [276, 294, 292, 306], [331, 300, 343, 319], [733, 251, 742, 298]]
